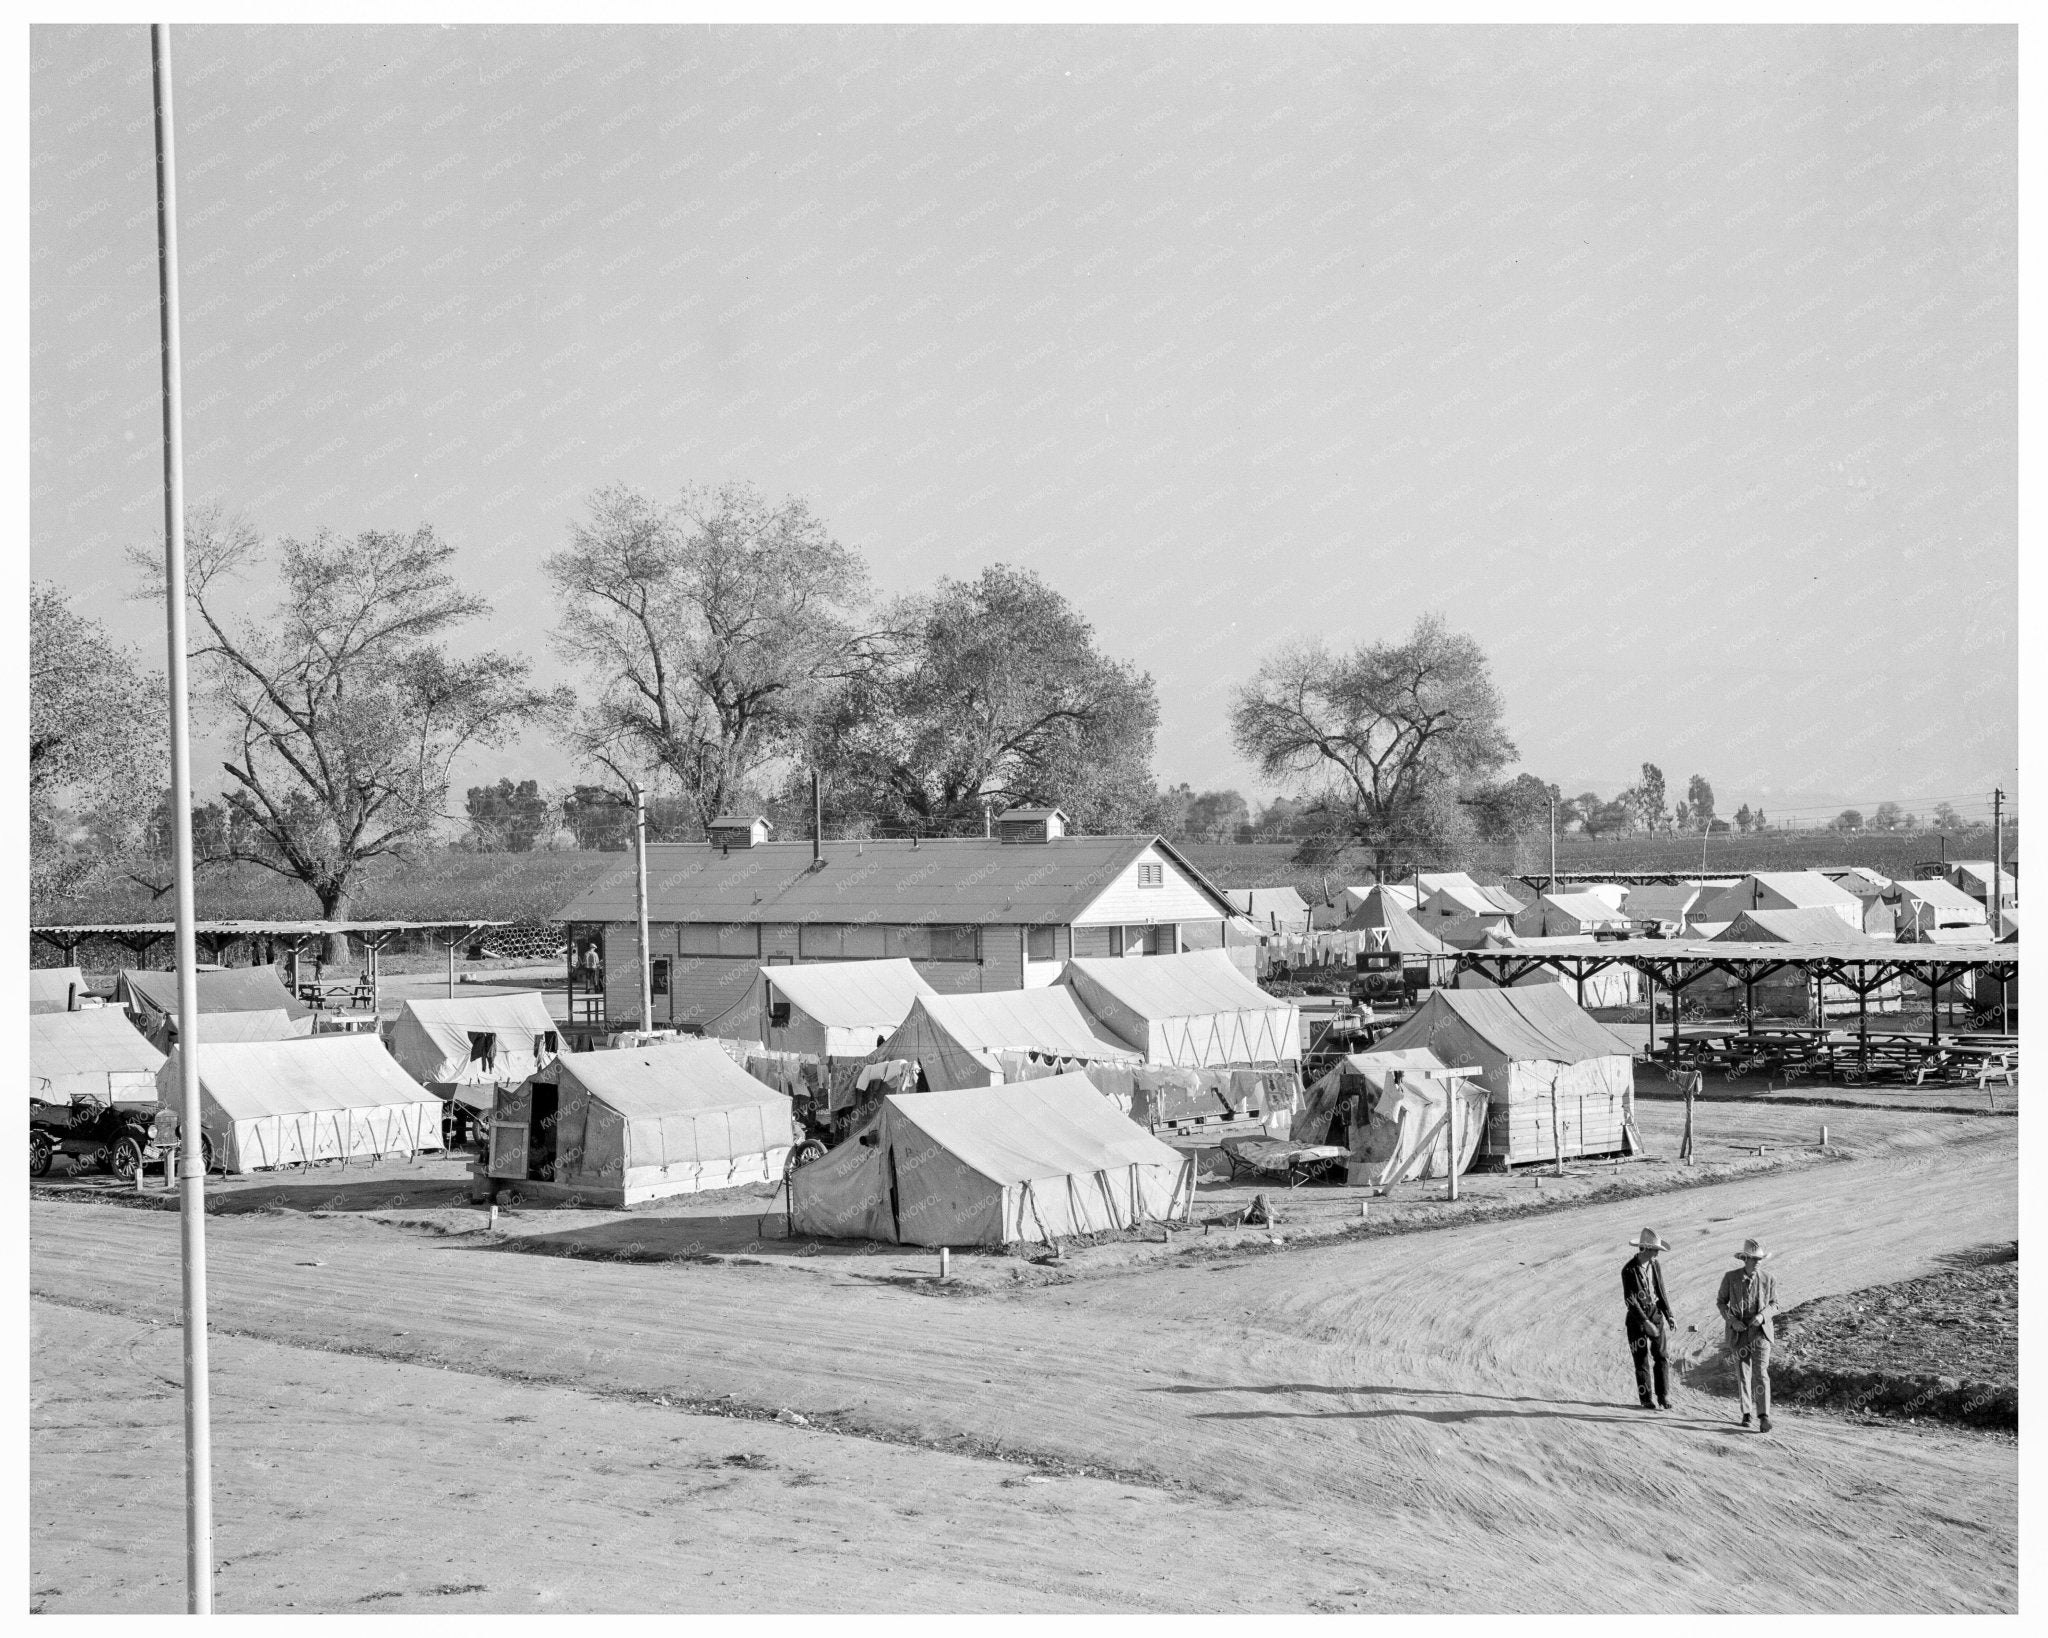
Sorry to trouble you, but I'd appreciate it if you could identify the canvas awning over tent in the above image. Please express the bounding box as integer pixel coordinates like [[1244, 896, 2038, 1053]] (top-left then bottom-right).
[[873, 989, 1141, 1092], [788, 1073, 1190, 1246], [762, 959, 939, 1058], [510, 1038, 794, 1204], [161, 1034, 443, 1173], [1059, 950, 1300, 1066], [29, 968, 91, 1014], [389, 992, 560, 1091], [1892, 878, 1987, 925], [31, 1008, 166, 1104]]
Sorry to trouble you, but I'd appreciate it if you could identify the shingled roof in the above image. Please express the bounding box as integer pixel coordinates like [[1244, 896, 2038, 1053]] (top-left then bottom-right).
[[550, 835, 1236, 927]]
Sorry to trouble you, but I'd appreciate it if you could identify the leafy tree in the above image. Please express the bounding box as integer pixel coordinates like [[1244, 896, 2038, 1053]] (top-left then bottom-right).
[[1184, 789, 1252, 842], [1683, 774, 1715, 833], [1753, 806, 1766, 831], [464, 778, 551, 852], [1900, 810, 1920, 832], [131, 508, 557, 934], [1870, 801, 1903, 833], [1931, 801, 1962, 830], [547, 482, 877, 838], [1466, 773, 1559, 843], [29, 584, 163, 902], [561, 783, 632, 850], [815, 564, 1159, 833], [1830, 809, 1865, 832], [1623, 763, 1668, 832], [1734, 803, 1754, 834], [1229, 613, 1515, 876]]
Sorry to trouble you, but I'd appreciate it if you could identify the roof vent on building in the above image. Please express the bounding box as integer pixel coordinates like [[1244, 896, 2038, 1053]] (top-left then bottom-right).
[[708, 814, 774, 849], [996, 805, 1067, 844]]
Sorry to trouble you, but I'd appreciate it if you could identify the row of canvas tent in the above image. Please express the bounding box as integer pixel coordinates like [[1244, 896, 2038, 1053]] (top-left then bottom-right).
[[765, 950, 1302, 1083]]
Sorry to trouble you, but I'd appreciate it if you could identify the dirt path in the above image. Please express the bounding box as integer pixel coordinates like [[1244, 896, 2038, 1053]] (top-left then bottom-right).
[[31, 1111, 2015, 1612]]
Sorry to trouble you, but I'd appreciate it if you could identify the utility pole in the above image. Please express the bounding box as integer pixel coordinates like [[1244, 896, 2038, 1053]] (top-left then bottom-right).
[[1549, 796, 1557, 890], [152, 23, 213, 1614]]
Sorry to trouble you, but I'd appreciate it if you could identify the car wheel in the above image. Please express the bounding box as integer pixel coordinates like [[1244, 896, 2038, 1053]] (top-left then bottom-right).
[[109, 1136, 146, 1181], [30, 1131, 53, 1178], [200, 1134, 215, 1173]]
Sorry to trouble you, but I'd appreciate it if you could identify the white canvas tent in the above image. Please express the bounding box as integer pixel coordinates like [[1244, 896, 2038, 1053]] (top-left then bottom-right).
[[495, 1039, 794, 1206], [180, 1009, 305, 1044], [788, 1073, 1190, 1246], [389, 992, 560, 1102], [1367, 987, 1638, 1165], [31, 1008, 166, 1104], [873, 989, 1141, 1092], [161, 1034, 444, 1173], [29, 968, 93, 1014], [1294, 1047, 1489, 1184], [118, 966, 313, 1049], [763, 959, 939, 1059], [1059, 950, 1300, 1066]]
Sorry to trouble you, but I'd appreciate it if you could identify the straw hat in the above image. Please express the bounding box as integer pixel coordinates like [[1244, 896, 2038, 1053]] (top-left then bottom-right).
[[1735, 1238, 1771, 1261], [1630, 1228, 1669, 1252]]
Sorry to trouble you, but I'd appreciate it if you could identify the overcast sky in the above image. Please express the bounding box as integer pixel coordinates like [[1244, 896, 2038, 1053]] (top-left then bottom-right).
[[30, 23, 2017, 825]]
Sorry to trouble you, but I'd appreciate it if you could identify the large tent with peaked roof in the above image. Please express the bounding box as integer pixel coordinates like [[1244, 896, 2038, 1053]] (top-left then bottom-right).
[[1366, 987, 1638, 1165], [873, 989, 1141, 1092], [1709, 909, 1899, 1015], [491, 1038, 794, 1206], [389, 992, 562, 1101], [1294, 1047, 1489, 1184], [762, 959, 939, 1060], [117, 966, 313, 1050], [31, 1008, 166, 1104], [788, 1073, 1190, 1246], [1059, 951, 1300, 1066], [160, 1034, 444, 1173]]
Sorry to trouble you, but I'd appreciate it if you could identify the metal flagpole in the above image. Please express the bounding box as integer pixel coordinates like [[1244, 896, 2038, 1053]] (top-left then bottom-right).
[[151, 22, 214, 1615], [633, 780, 652, 1033]]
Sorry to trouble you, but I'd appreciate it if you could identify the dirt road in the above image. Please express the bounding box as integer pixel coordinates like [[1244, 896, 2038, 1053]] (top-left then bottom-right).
[[32, 1108, 2015, 1612]]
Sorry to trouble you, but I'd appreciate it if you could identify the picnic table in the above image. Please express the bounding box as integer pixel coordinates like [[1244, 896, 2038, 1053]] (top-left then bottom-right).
[[1665, 1024, 2017, 1089]]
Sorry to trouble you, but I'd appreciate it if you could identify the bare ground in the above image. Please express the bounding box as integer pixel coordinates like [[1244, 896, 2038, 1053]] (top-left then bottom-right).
[[30, 1100, 2016, 1614]]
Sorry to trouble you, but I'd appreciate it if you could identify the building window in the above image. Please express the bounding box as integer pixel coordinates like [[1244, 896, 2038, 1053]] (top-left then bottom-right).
[[677, 923, 759, 957], [885, 924, 980, 962], [1026, 926, 1056, 963], [799, 923, 890, 959], [651, 957, 670, 996], [1137, 862, 1164, 888]]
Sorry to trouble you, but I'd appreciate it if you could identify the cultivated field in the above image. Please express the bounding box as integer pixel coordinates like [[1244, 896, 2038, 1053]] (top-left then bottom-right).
[[30, 1096, 2016, 1614]]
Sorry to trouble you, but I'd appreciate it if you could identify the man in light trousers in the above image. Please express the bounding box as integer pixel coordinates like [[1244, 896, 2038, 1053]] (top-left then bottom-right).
[[1717, 1237, 1778, 1432]]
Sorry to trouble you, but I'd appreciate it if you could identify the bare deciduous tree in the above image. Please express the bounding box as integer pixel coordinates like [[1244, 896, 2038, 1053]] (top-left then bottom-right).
[[1229, 613, 1515, 876], [546, 482, 879, 835], [131, 508, 558, 941]]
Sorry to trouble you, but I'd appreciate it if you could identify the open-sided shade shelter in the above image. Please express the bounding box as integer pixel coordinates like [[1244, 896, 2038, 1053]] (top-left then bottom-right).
[[160, 1034, 444, 1173], [1059, 950, 1300, 1066], [788, 1073, 1190, 1246]]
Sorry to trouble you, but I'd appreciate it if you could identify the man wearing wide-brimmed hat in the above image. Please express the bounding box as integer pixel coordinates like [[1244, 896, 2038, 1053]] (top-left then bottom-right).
[[1717, 1238, 1779, 1432], [1622, 1227, 1676, 1410]]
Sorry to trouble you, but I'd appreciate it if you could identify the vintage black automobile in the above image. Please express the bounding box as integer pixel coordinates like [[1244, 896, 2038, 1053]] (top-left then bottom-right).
[[29, 1093, 206, 1179]]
